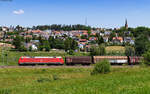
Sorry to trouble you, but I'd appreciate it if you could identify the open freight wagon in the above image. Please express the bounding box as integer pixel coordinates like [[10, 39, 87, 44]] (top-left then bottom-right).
[[93, 56, 128, 64]]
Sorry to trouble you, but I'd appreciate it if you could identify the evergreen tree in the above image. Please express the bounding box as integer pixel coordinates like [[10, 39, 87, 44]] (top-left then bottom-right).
[[96, 33, 104, 45], [13, 35, 22, 50]]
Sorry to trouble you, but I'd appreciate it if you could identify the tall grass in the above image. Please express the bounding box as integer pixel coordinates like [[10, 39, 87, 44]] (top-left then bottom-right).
[[0, 67, 150, 94]]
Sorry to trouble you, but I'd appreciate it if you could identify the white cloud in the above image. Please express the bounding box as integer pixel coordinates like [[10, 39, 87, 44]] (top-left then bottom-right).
[[13, 9, 24, 15]]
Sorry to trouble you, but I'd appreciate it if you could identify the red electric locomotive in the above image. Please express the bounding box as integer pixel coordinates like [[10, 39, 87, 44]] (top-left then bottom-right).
[[18, 56, 64, 65]]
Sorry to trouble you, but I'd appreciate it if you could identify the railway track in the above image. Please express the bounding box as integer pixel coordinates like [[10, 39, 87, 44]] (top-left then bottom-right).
[[0, 65, 92, 69], [0, 65, 137, 69]]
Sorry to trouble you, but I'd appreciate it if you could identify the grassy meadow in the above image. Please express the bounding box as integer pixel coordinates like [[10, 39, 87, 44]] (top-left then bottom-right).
[[106, 46, 125, 56], [0, 67, 150, 94]]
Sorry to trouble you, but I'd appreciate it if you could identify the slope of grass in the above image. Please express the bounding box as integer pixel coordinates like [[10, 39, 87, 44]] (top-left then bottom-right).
[[106, 46, 125, 56], [0, 67, 150, 94]]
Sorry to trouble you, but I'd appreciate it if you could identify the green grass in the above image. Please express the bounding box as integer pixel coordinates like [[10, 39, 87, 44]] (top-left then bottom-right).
[[0, 67, 150, 94], [0, 51, 90, 66]]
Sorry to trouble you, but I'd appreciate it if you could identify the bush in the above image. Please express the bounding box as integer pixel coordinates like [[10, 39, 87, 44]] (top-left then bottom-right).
[[0, 89, 12, 94], [140, 60, 147, 68], [45, 45, 50, 52], [143, 50, 150, 65], [68, 50, 74, 55], [18, 46, 27, 52], [91, 59, 111, 75], [52, 74, 59, 80], [37, 77, 51, 83]]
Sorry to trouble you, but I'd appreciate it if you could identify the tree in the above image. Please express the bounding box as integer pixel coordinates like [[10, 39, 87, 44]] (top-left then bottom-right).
[[133, 27, 150, 38], [143, 50, 150, 65], [35, 24, 92, 31], [39, 40, 51, 51], [48, 36, 54, 48], [54, 39, 65, 49], [39, 45, 44, 51], [71, 39, 78, 50], [25, 37, 31, 43], [13, 35, 22, 50], [96, 33, 104, 45], [29, 46, 32, 52], [125, 46, 135, 56], [15, 25, 23, 31], [90, 45, 106, 56], [68, 50, 75, 55], [64, 38, 78, 51], [109, 32, 116, 41], [18, 46, 27, 52], [81, 35, 88, 39], [64, 38, 71, 51], [135, 34, 150, 56], [39, 36, 44, 46], [43, 40, 51, 51], [87, 29, 91, 36], [0, 27, 2, 31], [48, 36, 65, 49]]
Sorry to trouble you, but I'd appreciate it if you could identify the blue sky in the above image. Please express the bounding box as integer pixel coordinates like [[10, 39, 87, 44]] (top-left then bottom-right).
[[0, 0, 150, 28]]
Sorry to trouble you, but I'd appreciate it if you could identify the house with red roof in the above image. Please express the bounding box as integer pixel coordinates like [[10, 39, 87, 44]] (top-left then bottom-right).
[[112, 37, 123, 43]]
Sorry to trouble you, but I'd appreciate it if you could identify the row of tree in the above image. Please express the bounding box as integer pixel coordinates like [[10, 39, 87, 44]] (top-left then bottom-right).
[[34, 24, 92, 31], [13, 35, 78, 52], [38, 36, 78, 52]]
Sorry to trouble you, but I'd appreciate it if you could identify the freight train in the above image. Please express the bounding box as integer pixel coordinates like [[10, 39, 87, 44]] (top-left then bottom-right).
[[18, 56, 143, 66]]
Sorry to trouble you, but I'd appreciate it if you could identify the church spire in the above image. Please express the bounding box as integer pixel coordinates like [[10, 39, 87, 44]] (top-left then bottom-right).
[[125, 19, 128, 29]]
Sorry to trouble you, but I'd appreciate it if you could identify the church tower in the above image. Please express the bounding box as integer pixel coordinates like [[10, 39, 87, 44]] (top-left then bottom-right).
[[125, 19, 128, 29]]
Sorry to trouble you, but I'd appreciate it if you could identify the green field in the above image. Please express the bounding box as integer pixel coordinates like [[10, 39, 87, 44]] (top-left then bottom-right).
[[0, 67, 150, 94]]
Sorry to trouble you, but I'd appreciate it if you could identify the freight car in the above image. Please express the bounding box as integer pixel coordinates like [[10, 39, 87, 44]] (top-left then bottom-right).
[[93, 56, 128, 64], [129, 56, 143, 65], [65, 56, 92, 65], [18, 56, 64, 65]]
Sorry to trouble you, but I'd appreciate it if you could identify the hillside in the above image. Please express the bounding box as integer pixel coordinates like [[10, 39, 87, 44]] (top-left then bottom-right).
[[106, 46, 125, 56]]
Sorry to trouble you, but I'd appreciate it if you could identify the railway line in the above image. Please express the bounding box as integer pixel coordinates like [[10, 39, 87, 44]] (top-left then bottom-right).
[[0, 56, 141, 69], [0, 65, 138, 69]]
